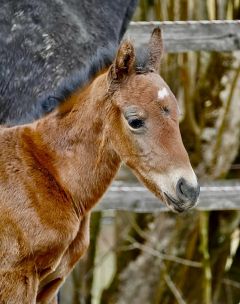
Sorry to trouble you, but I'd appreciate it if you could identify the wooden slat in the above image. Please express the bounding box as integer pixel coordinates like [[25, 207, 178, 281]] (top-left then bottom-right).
[[126, 20, 240, 52], [94, 180, 240, 212]]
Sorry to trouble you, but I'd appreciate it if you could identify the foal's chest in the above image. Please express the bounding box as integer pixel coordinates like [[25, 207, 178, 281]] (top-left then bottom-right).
[[31, 212, 80, 274], [0, 188, 80, 274]]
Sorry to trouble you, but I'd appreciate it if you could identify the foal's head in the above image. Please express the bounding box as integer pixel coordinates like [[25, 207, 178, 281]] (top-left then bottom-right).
[[106, 28, 200, 212]]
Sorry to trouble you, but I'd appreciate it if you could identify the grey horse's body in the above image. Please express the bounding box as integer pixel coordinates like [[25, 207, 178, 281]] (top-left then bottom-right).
[[0, 0, 137, 124]]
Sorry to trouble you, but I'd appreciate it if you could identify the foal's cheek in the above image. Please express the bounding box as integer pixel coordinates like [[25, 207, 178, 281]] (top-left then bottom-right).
[[109, 123, 132, 156], [135, 136, 151, 155]]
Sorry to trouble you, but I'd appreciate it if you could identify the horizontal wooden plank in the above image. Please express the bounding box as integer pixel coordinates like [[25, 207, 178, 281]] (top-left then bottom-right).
[[94, 180, 240, 212], [126, 20, 240, 52]]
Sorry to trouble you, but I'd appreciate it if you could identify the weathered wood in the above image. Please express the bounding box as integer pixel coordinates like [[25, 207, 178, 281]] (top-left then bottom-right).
[[94, 180, 240, 212], [126, 20, 240, 52]]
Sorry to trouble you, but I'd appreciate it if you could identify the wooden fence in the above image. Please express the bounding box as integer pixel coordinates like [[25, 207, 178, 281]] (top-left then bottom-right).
[[95, 20, 240, 212], [126, 20, 240, 52], [95, 180, 240, 212]]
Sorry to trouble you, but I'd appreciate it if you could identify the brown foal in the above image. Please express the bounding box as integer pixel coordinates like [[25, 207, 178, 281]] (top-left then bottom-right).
[[0, 28, 199, 303]]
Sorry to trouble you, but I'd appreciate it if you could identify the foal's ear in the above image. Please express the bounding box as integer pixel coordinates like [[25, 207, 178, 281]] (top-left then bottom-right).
[[110, 40, 135, 81], [148, 27, 163, 72]]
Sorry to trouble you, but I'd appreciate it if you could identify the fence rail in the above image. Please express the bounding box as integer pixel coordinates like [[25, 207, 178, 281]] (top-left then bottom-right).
[[126, 20, 240, 52], [94, 180, 240, 212]]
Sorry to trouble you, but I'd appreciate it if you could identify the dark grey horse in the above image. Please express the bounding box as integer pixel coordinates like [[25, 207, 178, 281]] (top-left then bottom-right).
[[0, 0, 137, 124]]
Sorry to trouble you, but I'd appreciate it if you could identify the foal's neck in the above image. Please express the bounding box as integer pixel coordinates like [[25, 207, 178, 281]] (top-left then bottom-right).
[[28, 73, 121, 215]]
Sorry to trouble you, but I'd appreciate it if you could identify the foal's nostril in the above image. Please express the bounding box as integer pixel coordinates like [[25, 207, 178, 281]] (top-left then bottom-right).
[[178, 180, 185, 196], [177, 178, 200, 204]]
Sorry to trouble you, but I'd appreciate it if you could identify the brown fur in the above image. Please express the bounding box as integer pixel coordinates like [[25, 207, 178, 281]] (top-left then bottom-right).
[[0, 28, 199, 303]]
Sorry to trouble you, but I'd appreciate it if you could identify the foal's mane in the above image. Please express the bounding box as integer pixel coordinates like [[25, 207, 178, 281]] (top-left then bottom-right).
[[40, 44, 117, 115]]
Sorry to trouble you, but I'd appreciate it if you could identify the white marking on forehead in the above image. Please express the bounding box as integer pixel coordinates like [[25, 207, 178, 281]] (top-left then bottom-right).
[[157, 87, 169, 100]]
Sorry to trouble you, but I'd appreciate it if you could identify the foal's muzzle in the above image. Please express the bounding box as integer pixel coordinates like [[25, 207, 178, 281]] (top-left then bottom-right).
[[164, 177, 200, 213]]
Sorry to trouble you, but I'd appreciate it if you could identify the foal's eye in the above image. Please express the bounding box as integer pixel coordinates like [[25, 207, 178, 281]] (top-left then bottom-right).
[[128, 118, 145, 129]]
